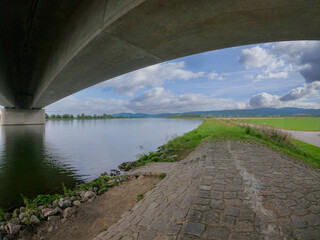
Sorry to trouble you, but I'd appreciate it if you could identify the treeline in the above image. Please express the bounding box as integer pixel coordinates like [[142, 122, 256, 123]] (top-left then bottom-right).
[[45, 113, 128, 119], [168, 113, 201, 118]]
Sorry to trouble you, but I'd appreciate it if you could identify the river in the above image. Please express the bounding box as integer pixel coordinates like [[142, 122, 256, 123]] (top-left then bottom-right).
[[0, 118, 202, 210]]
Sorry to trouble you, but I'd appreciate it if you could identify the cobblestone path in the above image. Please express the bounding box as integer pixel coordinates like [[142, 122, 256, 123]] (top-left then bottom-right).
[[94, 141, 320, 240]]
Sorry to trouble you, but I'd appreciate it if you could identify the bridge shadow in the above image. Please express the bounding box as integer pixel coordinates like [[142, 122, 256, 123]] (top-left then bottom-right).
[[0, 125, 82, 211]]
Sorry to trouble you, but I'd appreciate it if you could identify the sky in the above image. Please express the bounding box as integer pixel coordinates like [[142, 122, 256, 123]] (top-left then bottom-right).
[[46, 40, 320, 115]]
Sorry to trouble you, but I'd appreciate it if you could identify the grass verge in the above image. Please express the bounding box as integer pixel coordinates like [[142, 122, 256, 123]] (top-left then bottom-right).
[[120, 119, 320, 170]]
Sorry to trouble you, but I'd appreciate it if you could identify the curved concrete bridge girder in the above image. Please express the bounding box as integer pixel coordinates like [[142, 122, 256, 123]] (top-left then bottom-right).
[[1, 0, 320, 110]]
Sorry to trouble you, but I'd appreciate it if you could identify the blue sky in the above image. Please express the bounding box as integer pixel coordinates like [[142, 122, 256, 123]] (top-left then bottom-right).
[[47, 41, 320, 115]]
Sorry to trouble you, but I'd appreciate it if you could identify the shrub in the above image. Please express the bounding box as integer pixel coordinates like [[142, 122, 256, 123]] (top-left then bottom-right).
[[0, 208, 5, 221], [33, 194, 61, 206]]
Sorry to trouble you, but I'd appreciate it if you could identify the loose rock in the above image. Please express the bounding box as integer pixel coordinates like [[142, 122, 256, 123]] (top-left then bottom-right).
[[19, 212, 29, 220], [7, 223, 21, 234], [73, 200, 81, 207], [118, 161, 137, 171], [47, 216, 60, 221], [62, 207, 76, 218], [52, 199, 59, 207], [83, 191, 95, 201], [58, 200, 72, 209], [30, 215, 40, 224], [12, 209, 20, 219]]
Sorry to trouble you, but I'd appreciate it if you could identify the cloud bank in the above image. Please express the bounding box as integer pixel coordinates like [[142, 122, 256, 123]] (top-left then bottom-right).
[[95, 61, 204, 96]]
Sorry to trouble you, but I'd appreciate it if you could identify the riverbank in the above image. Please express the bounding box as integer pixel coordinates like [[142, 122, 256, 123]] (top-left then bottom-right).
[[1, 118, 319, 239], [0, 172, 163, 239], [119, 118, 320, 170]]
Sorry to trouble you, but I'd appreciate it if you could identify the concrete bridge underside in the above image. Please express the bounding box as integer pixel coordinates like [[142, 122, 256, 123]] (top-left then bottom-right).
[[0, 0, 320, 124]]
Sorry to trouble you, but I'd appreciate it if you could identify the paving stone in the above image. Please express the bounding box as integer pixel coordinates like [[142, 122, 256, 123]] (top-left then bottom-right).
[[199, 190, 211, 198], [220, 215, 235, 226], [225, 206, 240, 217], [194, 198, 210, 205], [189, 211, 202, 221], [212, 184, 225, 191], [211, 200, 225, 210], [200, 185, 212, 191], [234, 222, 254, 232], [305, 214, 320, 226], [227, 185, 242, 192], [229, 233, 251, 240], [225, 192, 237, 199], [205, 226, 230, 240], [224, 199, 242, 207], [211, 191, 223, 200], [183, 222, 206, 236], [239, 209, 255, 221], [291, 215, 307, 229], [202, 210, 219, 225]]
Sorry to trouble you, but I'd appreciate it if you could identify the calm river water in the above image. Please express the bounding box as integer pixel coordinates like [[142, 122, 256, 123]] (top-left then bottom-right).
[[0, 118, 202, 210]]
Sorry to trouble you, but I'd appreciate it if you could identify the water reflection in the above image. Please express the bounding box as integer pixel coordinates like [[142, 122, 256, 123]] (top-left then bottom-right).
[[0, 118, 202, 210], [0, 125, 81, 210]]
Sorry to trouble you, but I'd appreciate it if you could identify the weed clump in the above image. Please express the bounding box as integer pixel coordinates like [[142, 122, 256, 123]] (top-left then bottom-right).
[[136, 193, 144, 202], [245, 126, 292, 147], [159, 173, 166, 179]]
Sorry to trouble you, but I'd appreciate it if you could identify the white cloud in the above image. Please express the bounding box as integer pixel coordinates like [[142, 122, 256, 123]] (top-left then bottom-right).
[[126, 87, 231, 113], [47, 88, 232, 115], [249, 92, 281, 108], [207, 71, 225, 81], [239, 41, 320, 84], [248, 82, 320, 109], [46, 95, 130, 115], [239, 46, 277, 69], [95, 61, 204, 96], [280, 81, 320, 101], [238, 46, 290, 81]]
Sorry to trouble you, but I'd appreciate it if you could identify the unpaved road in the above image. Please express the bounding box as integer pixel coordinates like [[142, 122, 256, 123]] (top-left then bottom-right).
[[280, 129, 320, 147], [240, 122, 320, 147], [96, 140, 320, 240], [22, 176, 160, 240]]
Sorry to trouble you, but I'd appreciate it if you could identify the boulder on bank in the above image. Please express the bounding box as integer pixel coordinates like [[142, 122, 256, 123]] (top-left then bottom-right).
[[58, 200, 72, 209], [82, 191, 95, 202], [118, 161, 137, 171], [62, 207, 76, 218], [47, 216, 60, 221], [6, 222, 21, 235], [73, 200, 81, 207], [30, 215, 40, 224]]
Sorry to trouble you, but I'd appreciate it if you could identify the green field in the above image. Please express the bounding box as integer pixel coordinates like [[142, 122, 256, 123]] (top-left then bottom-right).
[[237, 117, 320, 131]]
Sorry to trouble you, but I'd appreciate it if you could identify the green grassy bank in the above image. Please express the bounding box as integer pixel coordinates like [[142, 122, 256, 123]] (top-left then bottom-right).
[[123, 119, 320, 170], [237, 117, 320, 131]]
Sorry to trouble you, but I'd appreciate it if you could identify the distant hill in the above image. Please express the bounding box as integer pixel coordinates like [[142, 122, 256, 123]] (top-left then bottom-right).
[[112, 108, 320, 118]]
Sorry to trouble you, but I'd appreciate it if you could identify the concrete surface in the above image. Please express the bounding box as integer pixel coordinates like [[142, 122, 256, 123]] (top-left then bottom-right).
[[0, 0, 320, 109], [94, 140, 320, 240], [1, 108, 45, 125]]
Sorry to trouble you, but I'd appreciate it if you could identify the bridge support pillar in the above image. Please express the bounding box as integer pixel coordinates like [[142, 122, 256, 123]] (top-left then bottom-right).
[[1, 108, 45, 125]]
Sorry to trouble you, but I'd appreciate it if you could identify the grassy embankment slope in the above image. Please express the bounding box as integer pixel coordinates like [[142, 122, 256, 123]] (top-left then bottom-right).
[[237, 117, 320, 131], [133, 119, 320, 169]]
